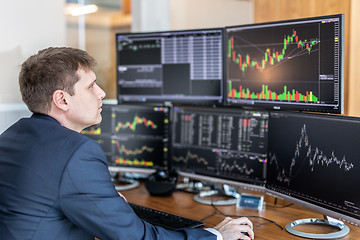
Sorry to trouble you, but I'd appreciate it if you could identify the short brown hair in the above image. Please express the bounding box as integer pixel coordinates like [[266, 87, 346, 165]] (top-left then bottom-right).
[[19, 47, 96, 114]]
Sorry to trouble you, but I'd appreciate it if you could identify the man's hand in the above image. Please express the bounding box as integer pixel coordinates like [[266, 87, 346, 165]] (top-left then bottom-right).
[[213, 217, 254, 240]]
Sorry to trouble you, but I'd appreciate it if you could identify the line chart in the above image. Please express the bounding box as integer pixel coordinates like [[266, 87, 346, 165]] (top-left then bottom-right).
[[112, 140, 154, 156], [227, 28, 322, 102], [172, 150, 209, 166], [228, 29, 320, 73], [115, 115, 158, 132], [269, 124, 354, 185], [219, 160, 255, 176]]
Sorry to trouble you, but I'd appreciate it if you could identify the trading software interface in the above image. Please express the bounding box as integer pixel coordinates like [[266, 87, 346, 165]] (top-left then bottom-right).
[[267, 111, 360, 222], [171, 106, 268, 186], [83, 104, 170, 171], [225, 14, 344, 113], [116, 28, 224, 104]]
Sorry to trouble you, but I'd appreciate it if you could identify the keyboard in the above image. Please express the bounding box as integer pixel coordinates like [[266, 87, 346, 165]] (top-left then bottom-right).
[[129, 203, 205, 230]]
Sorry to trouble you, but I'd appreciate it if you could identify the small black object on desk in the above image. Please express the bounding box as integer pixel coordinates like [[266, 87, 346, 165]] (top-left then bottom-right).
[[145, 170, 178, 196]]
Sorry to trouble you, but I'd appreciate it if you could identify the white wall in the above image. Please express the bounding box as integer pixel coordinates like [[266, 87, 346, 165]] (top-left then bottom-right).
[[131, 0, 170, 32], [170, 0, 254, 30], [0, 103, 31, 134], [132, 0, 253, 32], [0, 0, 66, 104]]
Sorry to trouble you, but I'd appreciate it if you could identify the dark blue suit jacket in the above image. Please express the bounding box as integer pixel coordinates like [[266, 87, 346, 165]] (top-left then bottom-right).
[[0, 114, 215, 240]]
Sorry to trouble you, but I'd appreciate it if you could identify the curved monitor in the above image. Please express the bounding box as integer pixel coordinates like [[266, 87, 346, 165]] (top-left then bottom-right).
[[116, 28, 224, 105], [170, 106, 268, 191], [266, 111, 360, 226], [225, 14, 344, 114], [82, 103, 170, 175]]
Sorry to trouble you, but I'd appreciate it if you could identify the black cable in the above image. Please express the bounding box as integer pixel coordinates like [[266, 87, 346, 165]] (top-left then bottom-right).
[[253, 221, 280, 231], [199, 208, 217, 222], [266, 197, 294, 208]]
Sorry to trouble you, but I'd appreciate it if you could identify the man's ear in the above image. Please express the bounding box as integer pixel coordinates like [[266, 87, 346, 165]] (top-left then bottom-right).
[[52, 90, 70, 111]]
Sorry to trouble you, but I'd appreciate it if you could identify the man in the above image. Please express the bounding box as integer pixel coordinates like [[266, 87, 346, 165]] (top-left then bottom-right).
[[0, 47, 254, 240]]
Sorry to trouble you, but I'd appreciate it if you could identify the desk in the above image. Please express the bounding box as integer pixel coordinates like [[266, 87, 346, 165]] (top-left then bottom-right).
[[120, 182, 360, 240]]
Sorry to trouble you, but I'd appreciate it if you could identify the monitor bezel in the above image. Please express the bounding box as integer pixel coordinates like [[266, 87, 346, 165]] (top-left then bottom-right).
[[115, 27, 225, 106], [265, 188, 360, 226], [108, 166, 156, 175], [224, 14, 344, 114], [178, 170, 265, 192]]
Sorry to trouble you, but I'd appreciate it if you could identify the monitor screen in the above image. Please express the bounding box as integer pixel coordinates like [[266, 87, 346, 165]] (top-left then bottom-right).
[[225, 14, 344, 114], [266, 111, 360, 226], [171, 106, 268, 190], [82, 104, 170, 174], [116, 28, 224, 105]]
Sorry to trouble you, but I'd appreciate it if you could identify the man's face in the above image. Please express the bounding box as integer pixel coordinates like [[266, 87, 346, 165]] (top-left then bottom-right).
[[66, 68, 106, 132]]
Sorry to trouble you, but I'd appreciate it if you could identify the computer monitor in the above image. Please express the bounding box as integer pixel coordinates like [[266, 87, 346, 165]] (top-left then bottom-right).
[[266, 111, 360, 237], [170, 106, 268, 193], [82, 104, 170, 175], [225, 14, 344, 114], [116, 28, 224, 105]]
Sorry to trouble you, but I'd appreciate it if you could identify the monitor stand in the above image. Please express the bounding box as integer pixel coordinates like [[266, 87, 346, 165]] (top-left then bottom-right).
[[285, 216, 350, 239], [193, 184, 240, 206], [176, 177, 206, 193], [111, 172, 140, 191]]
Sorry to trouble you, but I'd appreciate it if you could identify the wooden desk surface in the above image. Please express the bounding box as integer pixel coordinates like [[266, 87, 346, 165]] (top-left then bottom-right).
[[121, 182, 360, 240]]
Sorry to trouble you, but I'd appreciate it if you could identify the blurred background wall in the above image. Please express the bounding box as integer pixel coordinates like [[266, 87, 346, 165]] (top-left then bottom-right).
[[1, 0, 359, 133]]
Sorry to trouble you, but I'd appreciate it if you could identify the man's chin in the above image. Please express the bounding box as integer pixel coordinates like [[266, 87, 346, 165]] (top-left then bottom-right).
[[86, 117, 102, 129], [96, 115, 102, 125]]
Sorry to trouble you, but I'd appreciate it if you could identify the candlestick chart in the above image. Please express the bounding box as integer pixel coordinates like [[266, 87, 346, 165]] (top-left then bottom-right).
[[225, 18, 341, 112], [227, 26, 321, 102], [82, 104, 170, 172], [113, 107, 167, 136], [111, 137, 165, 168], [115, 115, 158, 131], [228, 30, 319, 74]]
